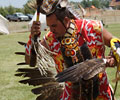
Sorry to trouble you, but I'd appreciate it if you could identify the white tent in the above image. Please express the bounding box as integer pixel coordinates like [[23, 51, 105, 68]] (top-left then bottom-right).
[[0, 14, 9, 35], [29, 11, 48, 31]]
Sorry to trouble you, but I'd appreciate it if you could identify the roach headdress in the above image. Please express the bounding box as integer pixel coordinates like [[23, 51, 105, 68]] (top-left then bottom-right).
[[36, 0, 80, 19], [36, 0, 67, 15]]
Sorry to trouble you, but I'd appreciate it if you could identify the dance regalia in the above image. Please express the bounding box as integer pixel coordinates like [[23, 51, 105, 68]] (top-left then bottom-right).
[[44, 19, 113, 100]]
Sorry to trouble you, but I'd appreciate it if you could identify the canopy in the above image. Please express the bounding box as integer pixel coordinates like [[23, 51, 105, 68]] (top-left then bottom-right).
[[0, 14, 9, 35], [28, 11, 48, 31]]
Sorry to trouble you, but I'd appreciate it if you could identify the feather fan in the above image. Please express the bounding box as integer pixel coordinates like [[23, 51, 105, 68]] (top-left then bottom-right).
[[15, 40, 64, 99], [15, 41, 27, 65], [56, 58, 106, 82], [15, 67, 64, 100]]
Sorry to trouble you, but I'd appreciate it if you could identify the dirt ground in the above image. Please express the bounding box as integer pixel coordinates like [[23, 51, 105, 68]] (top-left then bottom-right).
[[8, 21, 30, 33]]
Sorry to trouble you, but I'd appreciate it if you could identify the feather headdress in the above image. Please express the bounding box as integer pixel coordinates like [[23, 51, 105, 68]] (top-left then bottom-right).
[[27, 0, 37, 9]]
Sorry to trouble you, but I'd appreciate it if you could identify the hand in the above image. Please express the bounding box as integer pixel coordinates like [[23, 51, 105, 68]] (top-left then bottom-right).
[[110, 38, 120, 63], [105, 56, 117, 67], [31, 21, 41, 38]]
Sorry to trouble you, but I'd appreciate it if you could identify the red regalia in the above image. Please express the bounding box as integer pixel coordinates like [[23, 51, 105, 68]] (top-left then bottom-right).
[[26, 19, 113, 100]]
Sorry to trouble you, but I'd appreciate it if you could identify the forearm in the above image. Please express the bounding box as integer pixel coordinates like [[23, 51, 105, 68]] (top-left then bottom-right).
[[25, 48, 37, 67], [29, 45, 37, 67], [103, 28, 113, 47], [102, 28, 119, 67], [26, 20, 49, 67], [25, 34, 37, 67], [25, 52, 30, 64]]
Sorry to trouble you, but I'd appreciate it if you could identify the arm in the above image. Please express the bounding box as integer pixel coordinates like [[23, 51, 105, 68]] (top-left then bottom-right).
[[102, 28, 117, 67], [25, 39, 48, 66], [103, 28, 113, 47], [25, 21, 49, 67]]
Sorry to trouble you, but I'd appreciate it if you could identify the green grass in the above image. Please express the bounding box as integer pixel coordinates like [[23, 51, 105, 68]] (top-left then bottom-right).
[[0, 32, 46, 100], [0, 33, 35, 100], [0, 24, 120, 100]]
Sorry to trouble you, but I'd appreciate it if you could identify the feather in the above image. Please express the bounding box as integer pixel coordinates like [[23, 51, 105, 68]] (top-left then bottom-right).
[[56, 58, 106, 82], [15, 41, 27, 65], [32, 82, 62, 94], [18, 41, 27, 46], [67, 4, 81, 19], [16, 68, 55, 77], [19, 77, 56, 86], [15, 66, 64, 99], [15, 67, 56, 85], [35, 84, 63, 100], [15, 52, 25, 55], [26, 0, 37, 9], [17, 62, 28, 65]]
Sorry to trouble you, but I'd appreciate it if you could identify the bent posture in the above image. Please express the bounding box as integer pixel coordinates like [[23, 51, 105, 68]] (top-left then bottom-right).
[[24, 0, 120, 100]]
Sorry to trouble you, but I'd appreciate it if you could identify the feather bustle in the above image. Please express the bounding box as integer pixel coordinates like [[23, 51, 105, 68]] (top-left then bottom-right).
[[56, 58, 106, 82]]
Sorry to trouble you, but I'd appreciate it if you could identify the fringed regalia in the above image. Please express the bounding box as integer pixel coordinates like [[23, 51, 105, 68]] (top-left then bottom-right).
[[15, 0, 114, 99], [57, 19, 99, 100], [15, 19, 113, 100], [44, 19, 113, 100]]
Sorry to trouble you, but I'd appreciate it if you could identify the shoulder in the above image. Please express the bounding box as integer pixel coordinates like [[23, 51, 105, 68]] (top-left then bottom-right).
[[83, 19, 103, 30], [75, 19, 103, 33], [76, 19, 104, 43], [80, 19, 103, 36]]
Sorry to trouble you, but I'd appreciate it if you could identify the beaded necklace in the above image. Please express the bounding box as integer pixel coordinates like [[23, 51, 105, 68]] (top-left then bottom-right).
[[59, 19, 99, 100], [60, 19, 84, 68]]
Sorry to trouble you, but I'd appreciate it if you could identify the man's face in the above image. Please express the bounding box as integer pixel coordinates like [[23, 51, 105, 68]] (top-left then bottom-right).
[[46, 14, 66, 38]]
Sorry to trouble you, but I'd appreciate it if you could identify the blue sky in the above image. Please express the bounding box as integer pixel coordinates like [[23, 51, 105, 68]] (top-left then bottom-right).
[[0, 0, 28, 8], [0, 0, 81, 8]]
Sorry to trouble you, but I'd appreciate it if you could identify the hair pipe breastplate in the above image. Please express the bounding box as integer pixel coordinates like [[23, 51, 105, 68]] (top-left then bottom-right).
[[60, 20, 99, 100]]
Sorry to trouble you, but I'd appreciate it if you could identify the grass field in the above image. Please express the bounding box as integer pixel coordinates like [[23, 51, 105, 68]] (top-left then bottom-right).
[[0, 23, 120, 100]]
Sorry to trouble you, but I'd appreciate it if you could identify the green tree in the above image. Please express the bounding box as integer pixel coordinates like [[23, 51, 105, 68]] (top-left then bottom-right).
[[15, 8, 24, 13], [100, 0, 111, 8], [81, 0, 92, 8], [23, 0, 36, 14], [23, 4, 35, 14], [0, 6, 25, 17], [70, 1, 81, 9], [0, 7, 9, 17], [80, 0, 111, 9], [6, 5, 15, 15], [91, 0, 100, 8]]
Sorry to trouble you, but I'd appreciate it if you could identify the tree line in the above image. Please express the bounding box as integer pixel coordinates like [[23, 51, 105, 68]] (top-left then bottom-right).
[[0, 0, 117, 17], [0, 0, 35, 17], [71, 0, 111, 9]]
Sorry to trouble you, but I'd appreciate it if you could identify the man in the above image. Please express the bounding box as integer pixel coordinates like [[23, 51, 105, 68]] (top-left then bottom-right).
[[25, 0, 118, 100]]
